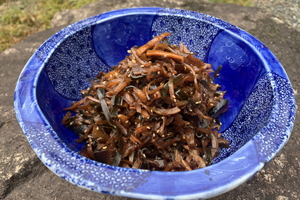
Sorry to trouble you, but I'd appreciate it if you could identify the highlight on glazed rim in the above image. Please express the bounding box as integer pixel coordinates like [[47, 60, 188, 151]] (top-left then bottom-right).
[[62, 32, 230, 171]]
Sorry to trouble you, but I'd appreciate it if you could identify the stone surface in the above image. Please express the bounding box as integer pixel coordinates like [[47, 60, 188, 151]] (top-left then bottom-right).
[[254, 0, 300, 32], [1, 0, 299, 199]]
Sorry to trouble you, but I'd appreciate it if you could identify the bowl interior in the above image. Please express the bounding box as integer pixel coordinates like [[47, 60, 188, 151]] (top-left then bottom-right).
[[36, 11, 271, 164]]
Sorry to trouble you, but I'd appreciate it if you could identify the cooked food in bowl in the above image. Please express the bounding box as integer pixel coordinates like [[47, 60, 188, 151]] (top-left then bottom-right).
[[62, 32, 230, 171], [14, 7, 295, 198]]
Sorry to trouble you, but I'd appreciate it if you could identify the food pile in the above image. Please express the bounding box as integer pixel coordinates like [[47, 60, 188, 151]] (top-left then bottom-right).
[[62, 32, 229, 171]]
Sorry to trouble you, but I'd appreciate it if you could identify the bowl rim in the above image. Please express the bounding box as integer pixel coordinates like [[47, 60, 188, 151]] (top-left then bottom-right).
[[14, 7, 296, 199]]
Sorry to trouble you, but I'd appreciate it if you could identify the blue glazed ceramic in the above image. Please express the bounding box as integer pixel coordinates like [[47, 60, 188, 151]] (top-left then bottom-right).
[[14, 7, 295, 199]]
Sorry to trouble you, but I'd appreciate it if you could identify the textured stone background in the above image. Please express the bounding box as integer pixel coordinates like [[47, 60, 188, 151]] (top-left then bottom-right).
[[254, 0, 300, 31], [0, 0, 299, 199]]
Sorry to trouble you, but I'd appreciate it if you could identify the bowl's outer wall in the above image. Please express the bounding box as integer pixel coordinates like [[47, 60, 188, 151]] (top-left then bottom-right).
[[15, 7, 295, 199]]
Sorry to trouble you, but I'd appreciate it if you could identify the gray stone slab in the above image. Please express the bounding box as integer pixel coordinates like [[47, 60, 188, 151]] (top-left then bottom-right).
[[0, 0, 299, 199]]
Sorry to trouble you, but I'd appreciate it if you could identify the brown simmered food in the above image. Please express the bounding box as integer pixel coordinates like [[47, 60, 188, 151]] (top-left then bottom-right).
[[62, 32, 230, 171]]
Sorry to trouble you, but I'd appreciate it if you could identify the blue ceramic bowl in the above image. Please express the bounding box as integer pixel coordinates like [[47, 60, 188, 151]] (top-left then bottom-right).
[[14, 7, 295, 199]]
